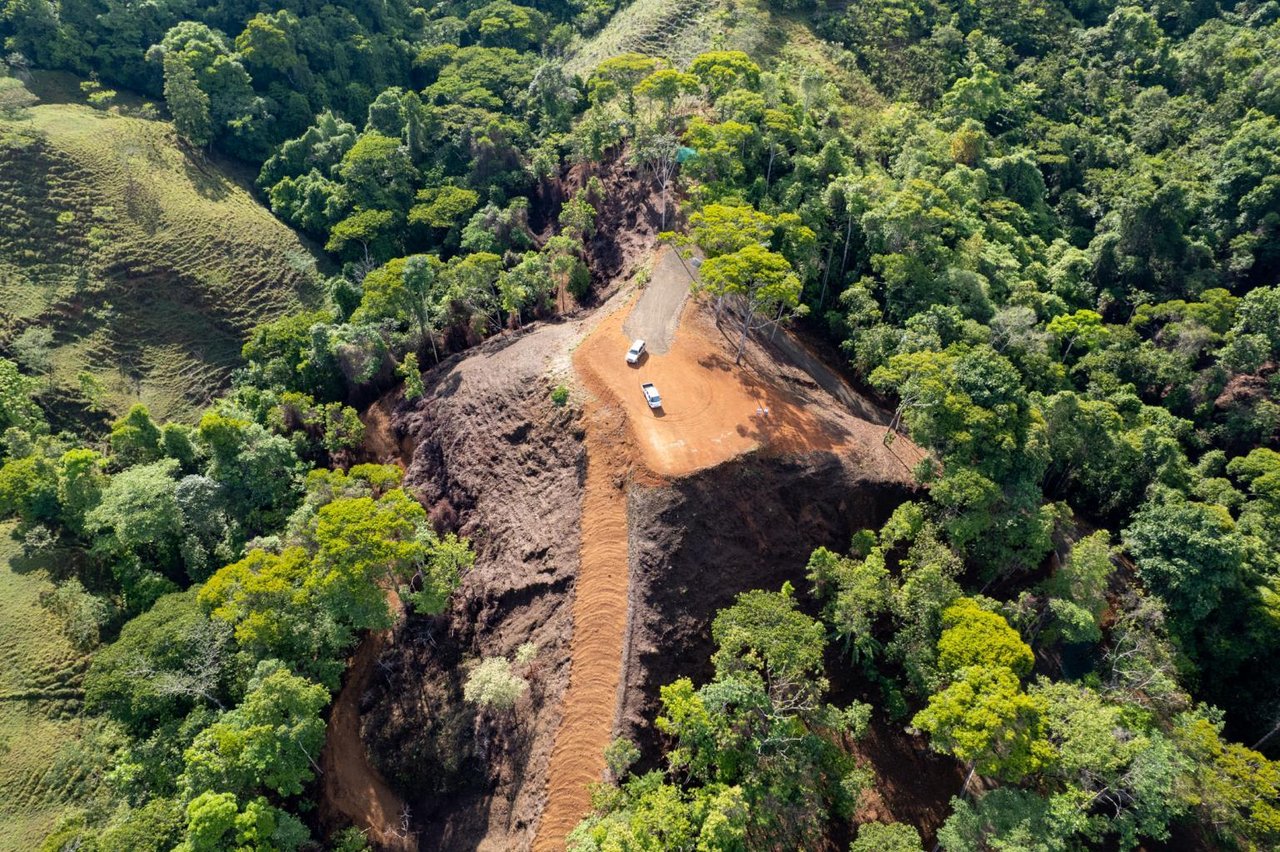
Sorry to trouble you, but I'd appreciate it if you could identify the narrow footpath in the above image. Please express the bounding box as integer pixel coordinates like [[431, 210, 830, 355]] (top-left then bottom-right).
[[533, 406, 632, 850]]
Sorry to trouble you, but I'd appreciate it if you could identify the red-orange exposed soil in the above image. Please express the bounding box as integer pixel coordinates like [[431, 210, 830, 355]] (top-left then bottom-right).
[[576, 295, 921, 480], [532, 406, 634, 850], [321, 619, 416, 851], [360, 395, 416, 467]]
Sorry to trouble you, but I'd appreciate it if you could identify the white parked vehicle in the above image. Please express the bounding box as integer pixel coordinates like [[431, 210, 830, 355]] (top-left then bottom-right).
[[626, 339, 646, 364], [641, 382, 662, 409]]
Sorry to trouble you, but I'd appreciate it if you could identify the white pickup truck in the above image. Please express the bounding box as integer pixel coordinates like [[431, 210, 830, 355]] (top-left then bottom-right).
[[641, 382, 662, 409]]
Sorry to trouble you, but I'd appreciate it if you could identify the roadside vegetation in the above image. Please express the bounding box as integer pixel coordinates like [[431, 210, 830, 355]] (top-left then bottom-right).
[[0, 0, 1279, 849]]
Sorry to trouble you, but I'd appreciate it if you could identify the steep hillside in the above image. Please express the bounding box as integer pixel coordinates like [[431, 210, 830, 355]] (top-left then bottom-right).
[[0, 99, 323, 425], [0, 526, 96, 851], [343, 243, 920, 848]]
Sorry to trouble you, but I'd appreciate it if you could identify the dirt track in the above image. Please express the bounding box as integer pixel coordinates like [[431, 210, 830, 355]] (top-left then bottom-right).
[[322, 622, 415, 851], [532, 406, 632, 850]]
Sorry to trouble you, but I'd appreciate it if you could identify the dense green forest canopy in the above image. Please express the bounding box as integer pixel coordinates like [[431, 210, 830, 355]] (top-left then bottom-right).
[[2, 0, 1280, 849]]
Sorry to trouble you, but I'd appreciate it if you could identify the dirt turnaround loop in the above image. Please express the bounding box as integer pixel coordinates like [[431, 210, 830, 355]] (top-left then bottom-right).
[[533, 403, 632, 850]]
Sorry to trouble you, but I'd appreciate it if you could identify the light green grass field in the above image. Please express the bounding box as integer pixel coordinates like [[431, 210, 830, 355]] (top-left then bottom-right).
[[0, 93, 325, 426], [0, 525, 94, 851]]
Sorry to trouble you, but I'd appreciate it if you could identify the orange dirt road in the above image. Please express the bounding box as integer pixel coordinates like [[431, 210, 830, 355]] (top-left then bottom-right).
[[577, 297, 852, 477], [533, 407, 632, 850], [322, 624, 415, 851]]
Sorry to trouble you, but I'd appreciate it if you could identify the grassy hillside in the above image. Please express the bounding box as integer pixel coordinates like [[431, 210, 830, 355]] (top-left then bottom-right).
[[0, 95, 324, 426], [564, 0, 881, 112], [0, 526, 96, 851]]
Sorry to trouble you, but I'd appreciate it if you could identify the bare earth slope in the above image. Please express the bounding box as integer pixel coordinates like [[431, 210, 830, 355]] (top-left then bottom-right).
[[357, 320, 588, 851], [0, 101, 323, 423]]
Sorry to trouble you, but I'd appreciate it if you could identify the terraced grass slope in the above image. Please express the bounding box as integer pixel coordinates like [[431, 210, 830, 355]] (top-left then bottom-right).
[[0, 100, 324, 425], [0, 526, 95, 851]]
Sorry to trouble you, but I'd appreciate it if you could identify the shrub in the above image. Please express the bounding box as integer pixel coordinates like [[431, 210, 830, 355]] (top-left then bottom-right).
[[464, 657, 528, 711]]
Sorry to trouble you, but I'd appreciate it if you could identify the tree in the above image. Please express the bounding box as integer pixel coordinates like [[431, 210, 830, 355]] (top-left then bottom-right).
[[87, 459, 185, 608], [1044, 531, 1114, 644], [914, 597, 1050, 781], [1122, 496, 1247, 629], [697, 244, 804, 364], [177, 791, 308, 852], [174, 475, 238, 582], [409, 185, 480, 235], [850, 821, 922, 852], [353, 255, 446, 353], [234, 11, 299, 76], [936, 598, 1034, 677], [325, 208, 399, 264], [806, 544, 891, 664], [689, 203, 776, 257], [0, 356, 46, 437], [162, 53, 213, 147], [42, 577, 110, 651], [711, 583, 828, 700], [649, 585, 869, 847], [1046, 309, 1109, 358], [406, 529, 472, 614], [636, 68, 699, 126], [937, 789, 1066, 852], [199, 546, 342, 684], [110, 404, 163, 467], [399, 352, 425, 400], [198, 412, 303, 534], [181, 660, 328, 798], [588, 53, 661, 117], [568, 773, 747, 852], [689, 51, 761, 98], [307, 489, 429, 630], [86, 590, 225, 732], [0, 451, 59, 525], [336, 132, 416, 214], [913, 663, 1053, 782]]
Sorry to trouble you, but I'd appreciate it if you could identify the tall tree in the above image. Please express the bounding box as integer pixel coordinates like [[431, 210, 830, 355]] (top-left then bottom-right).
[[162, 53, 213, 148], [697, 244, 804, 364]]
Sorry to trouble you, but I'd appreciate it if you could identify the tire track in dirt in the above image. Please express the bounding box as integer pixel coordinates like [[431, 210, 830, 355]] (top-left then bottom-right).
[[533, 396, 634, 851]]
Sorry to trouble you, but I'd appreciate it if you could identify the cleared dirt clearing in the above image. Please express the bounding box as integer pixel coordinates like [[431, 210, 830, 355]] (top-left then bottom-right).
[[579, 297, 855, 477]]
